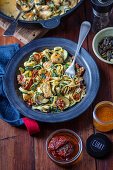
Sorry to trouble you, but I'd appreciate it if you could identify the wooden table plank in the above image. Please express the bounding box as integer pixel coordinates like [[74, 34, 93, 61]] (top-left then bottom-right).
[[0, 16, 48, 44], [85, 1, 113, 170], [0, 133, 34, 170]]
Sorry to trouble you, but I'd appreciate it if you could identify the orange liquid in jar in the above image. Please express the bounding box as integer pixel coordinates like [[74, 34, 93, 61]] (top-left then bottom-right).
[[93, 102, 113, 132]]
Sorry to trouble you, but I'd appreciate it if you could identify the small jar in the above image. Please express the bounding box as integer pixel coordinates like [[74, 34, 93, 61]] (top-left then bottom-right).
[[91, 0, 113, 33], [46, 129, 83, 166], [93, 101, 113, 132]]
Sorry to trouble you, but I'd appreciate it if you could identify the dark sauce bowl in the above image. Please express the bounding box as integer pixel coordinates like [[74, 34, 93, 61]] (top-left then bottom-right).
[[92, 27, 113, 64], [46, 129, 83, 166]]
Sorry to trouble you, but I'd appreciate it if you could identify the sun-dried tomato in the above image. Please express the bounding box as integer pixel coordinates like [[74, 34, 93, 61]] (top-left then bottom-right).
[[73, 92, 81, 101], [48, 135, 75, 161], [32, 70, 39, 78], [75, 63, 80, 69], [17, 75, 25, 84], [33, 53, 42, 63], [55, 99, 65, 110], [56, 142, 74, 160], [27, 99, 33, 106], [23, 78, 33, 90], [48, 136, 69, 151]]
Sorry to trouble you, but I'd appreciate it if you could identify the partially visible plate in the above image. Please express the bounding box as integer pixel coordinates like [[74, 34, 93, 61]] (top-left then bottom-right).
[[4, 37, 100, 123], [0, 0, 83, 29]]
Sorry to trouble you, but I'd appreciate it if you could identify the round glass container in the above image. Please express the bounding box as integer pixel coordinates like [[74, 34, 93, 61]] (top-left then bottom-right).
[[91, 0, 113, 33], [93, 101, 113, 132], [46, 129, 83, 166]]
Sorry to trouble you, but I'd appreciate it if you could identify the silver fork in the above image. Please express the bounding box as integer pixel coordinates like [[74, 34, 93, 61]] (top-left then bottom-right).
[[64, 21, 91, 78]]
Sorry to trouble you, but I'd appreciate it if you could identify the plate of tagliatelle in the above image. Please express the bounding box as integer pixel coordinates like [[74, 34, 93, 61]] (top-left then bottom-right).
[[4, 38, 100, 123]]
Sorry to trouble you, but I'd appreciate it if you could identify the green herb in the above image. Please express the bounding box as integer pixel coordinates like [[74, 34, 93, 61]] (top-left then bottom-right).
[[36, 92, 43, 95], [57, 92, 60, 96], [52, 106, 62, 113], [29, 56, 35, 62], [52, 72, 58, 77], [32, 81, 40, 90], [51, 64, 55, 69], [48, 106, 51, 112], [40, 73, 46, 79], [5, 2, 10, 4], [65, 63, 69, 68], [43, 57, 49, 62], [50, 97, 54, 103], [48, 1, 55, 12], [36, 0, 45, 5], [60, 82, 67, 85], [51, 7, 55, 12], [64, 6, 70, 12], [25, 66, 33, 71], [30, 0, 34, 3], [34, 14, 38, 21], [50, 13, 60, 18], [25, 64, 41, 71]]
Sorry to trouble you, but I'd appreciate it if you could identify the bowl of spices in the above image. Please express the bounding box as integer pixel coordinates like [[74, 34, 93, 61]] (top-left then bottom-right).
[[92, 27, 113, 64], [46, 129, 83, 166], [93, 101, 113, 132]]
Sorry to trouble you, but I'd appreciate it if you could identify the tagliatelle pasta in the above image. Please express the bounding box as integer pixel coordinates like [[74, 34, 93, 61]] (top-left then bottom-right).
[[17, 47, 86, 113]]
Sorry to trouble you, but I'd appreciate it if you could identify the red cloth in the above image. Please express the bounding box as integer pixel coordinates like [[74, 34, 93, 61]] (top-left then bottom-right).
[[23, 117, 40, 135]]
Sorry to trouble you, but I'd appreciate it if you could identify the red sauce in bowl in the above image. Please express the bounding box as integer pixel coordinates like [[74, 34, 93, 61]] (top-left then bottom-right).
[[48, 135, 79, 161], [46, 129, 82, 166]]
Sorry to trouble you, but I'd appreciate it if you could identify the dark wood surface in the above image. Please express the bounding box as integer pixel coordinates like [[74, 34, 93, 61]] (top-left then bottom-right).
[[0, 0, 113, 170]]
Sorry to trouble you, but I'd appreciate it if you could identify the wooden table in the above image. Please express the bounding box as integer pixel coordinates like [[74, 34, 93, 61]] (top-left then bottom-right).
[[0, 0, 113, 170]]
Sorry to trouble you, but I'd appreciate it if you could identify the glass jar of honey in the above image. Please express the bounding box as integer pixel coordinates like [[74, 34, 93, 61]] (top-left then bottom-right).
[[93, 101, 113, 132], [46, 129, 83, 166]]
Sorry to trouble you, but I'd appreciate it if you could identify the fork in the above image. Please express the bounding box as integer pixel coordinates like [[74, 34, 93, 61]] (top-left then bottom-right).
[[64, 21, 91, 78]]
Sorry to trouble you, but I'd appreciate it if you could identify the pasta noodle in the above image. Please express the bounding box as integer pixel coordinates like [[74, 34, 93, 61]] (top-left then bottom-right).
[[17, 47, 86, 113]]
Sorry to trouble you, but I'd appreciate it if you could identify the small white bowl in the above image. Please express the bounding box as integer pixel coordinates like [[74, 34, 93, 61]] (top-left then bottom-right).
[[92, 27, 113, 64]]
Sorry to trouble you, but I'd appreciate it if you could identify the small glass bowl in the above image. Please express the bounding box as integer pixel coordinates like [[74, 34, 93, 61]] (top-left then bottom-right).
[[46, 129, 83, 166], [93, 101, 113, 132]]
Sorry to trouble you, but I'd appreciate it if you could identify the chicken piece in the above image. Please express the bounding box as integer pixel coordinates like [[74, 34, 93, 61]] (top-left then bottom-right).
[[17, 75, 26, 84], [51, 52, 63, 64], [23, 12, 35, 21], [34, 0, 50, 3], [52, 0, 63, 6], [38, 68, 46, 75], [43, 82, 53, 98], [34, 0, 40, 3], [33, 53, 42, 63], [43, 61, 52, 70], [69, 0, 78, 8], [23, 94, 31, 101], [35, 5, 52, 20]]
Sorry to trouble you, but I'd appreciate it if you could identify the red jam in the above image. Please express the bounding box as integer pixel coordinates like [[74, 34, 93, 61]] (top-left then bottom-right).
[[48, 134, 79, 161]]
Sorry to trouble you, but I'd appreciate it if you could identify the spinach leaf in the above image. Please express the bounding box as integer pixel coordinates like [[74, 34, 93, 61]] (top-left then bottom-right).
[[40, 73, 46, 79]]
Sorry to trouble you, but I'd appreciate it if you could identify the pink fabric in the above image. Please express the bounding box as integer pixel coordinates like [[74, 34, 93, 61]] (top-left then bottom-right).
[[23, 117, 40, 135]]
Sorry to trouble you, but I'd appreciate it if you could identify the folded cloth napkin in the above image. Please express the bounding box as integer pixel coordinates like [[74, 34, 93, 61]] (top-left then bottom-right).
[[0, 44, 40, 135]]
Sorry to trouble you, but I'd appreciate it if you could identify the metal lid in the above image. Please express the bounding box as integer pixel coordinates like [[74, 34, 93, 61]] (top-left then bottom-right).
[[85, 133, 112, 158], [91, 0, 113, 13]]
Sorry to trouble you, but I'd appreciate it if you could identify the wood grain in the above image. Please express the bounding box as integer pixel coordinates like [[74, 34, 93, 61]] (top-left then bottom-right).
[[0, 0, 113, 170], [0, 16, 48, 44], [85, 1, 113, 170]]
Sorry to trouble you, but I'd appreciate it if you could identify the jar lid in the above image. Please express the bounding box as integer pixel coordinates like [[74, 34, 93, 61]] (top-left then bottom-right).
[[91, 0, 113, 13], [85, 133, 112, 158]]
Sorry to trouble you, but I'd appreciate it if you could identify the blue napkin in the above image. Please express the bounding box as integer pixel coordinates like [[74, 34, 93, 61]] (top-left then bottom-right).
[[0, 44, 24, 126]]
